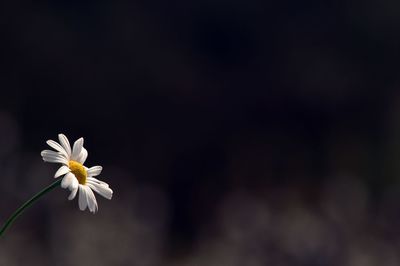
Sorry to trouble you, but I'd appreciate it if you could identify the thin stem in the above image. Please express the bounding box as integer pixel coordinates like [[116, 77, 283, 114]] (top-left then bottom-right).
[[0, 179, 62, 237]]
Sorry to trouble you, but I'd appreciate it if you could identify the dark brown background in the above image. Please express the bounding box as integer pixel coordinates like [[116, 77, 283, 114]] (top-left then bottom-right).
[[1, 0, 400, 265]]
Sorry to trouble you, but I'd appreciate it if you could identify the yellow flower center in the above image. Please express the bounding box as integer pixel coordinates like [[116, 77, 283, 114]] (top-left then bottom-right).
[[69, 160, 87, 185]]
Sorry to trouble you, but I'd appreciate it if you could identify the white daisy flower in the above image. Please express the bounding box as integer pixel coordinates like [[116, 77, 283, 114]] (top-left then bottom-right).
[[41, 133, 113, 213]]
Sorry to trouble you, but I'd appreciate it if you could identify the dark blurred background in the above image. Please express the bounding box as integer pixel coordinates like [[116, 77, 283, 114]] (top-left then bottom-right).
[[1, 0, 400, 265]]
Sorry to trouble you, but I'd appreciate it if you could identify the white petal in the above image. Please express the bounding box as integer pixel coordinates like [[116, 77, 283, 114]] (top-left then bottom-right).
[[87, 166, 102, 177], [70, 177, 79, 191], [41, 150, 69, 165], [87, 180, 113, 200], [46, 140, 69, 159], [61, 173, 74, 189], [78, 185, 88, 211], [58, 134, 71, 157], [77, 147, 88, 164], [87, 177, 110, 188], [68, 187, 78, 200], [41, 149, 60, 158], [54, 165, 70, 178], [71, 138, 84, 161], [85, 186, 98, 213]]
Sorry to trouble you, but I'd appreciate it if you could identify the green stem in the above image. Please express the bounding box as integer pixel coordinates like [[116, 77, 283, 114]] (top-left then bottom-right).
[[0, 179, 62, 237]]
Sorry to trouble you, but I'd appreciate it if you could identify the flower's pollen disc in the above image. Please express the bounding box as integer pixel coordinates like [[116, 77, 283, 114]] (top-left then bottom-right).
[[69, 160, 87, 185]]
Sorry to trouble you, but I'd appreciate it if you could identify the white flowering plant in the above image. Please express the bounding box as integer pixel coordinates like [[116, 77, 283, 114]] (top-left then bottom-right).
[[0, 133, 113, 237]]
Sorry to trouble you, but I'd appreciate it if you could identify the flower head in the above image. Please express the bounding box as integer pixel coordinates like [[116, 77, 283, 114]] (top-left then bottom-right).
[[41, 134, 113, 213]]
